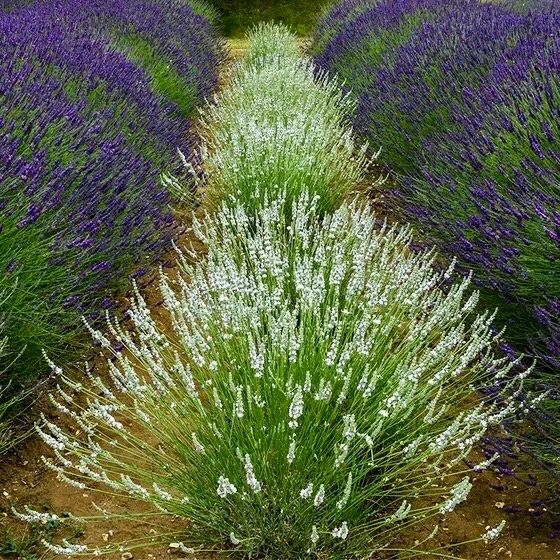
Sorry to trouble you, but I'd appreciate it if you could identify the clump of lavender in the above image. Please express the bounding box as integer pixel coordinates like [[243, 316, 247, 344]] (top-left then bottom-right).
[[312, 0, 379, 56], [26, 192, 532, 557], [196, 23, 370, 216], [314, 0, 448, 101], [315, 0, 560, 477], [84, 0, 220, 116], [0, 0, 218, 395]]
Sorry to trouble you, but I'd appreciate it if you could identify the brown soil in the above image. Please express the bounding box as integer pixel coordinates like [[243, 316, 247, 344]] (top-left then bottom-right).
[[1, 39, 560, 560]]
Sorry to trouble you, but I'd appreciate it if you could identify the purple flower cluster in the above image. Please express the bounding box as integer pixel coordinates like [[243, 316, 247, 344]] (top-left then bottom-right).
[[315, 0, 559, 471], [0, 0, 218, 384], [83, 0, 219, 113]]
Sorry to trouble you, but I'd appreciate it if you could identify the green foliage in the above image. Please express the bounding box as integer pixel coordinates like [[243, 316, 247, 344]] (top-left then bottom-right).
[[0, 292, 36, 454], [0, 216, 78, 378], [109, 33, 197, 118], [211, 0, 333, 36], [0, 519, 64, 560], [186, 0, 221, 22]]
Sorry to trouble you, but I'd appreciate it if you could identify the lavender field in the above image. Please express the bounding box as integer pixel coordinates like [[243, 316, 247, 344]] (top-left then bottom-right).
[[0, 0, 558, 559]]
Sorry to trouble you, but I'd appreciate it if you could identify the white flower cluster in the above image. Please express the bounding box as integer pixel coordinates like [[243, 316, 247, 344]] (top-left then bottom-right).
[[192, 22, 372, 215], [42, 540, 89, 555], [482, 520, 506, 543], [331, 521, 349, 540], [217, 475, 238, 499], [13, 505, 60, 525], [243, 454, 262, 494], [439, 477, 473, 514]]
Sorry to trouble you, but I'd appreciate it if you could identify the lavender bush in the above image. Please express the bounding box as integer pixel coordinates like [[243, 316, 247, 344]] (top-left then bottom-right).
[[314, 0, 447, 103], [22, 192, 530, 557], [84, 0, 220, 116], [314, 0, 559, 476], [0, 0, 218, 401], [195, 23, 370, 217]]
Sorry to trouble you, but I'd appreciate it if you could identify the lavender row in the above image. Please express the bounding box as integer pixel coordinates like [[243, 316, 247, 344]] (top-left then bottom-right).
[[83, 0, 219, 115], [0, 0, 219, 389], [314, 0, 559, 472]]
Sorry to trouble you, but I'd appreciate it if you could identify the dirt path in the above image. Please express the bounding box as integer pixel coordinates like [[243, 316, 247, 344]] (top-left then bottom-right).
[[2, 437, 560, 559], [1, 38, 560, 560]]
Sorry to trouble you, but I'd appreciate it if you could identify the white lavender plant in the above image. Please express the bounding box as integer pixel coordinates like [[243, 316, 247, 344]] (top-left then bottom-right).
[[29, 192, 531, 558], [195, 23, 371, 215], [243, 22, 302, 64]]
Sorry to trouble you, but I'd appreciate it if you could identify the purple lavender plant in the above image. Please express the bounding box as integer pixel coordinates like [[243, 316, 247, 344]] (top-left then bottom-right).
[[83, 0, 220, 115], [315, 0, 560, 478], [314, 0, 451, 99], [0, 0, 218, 394]]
